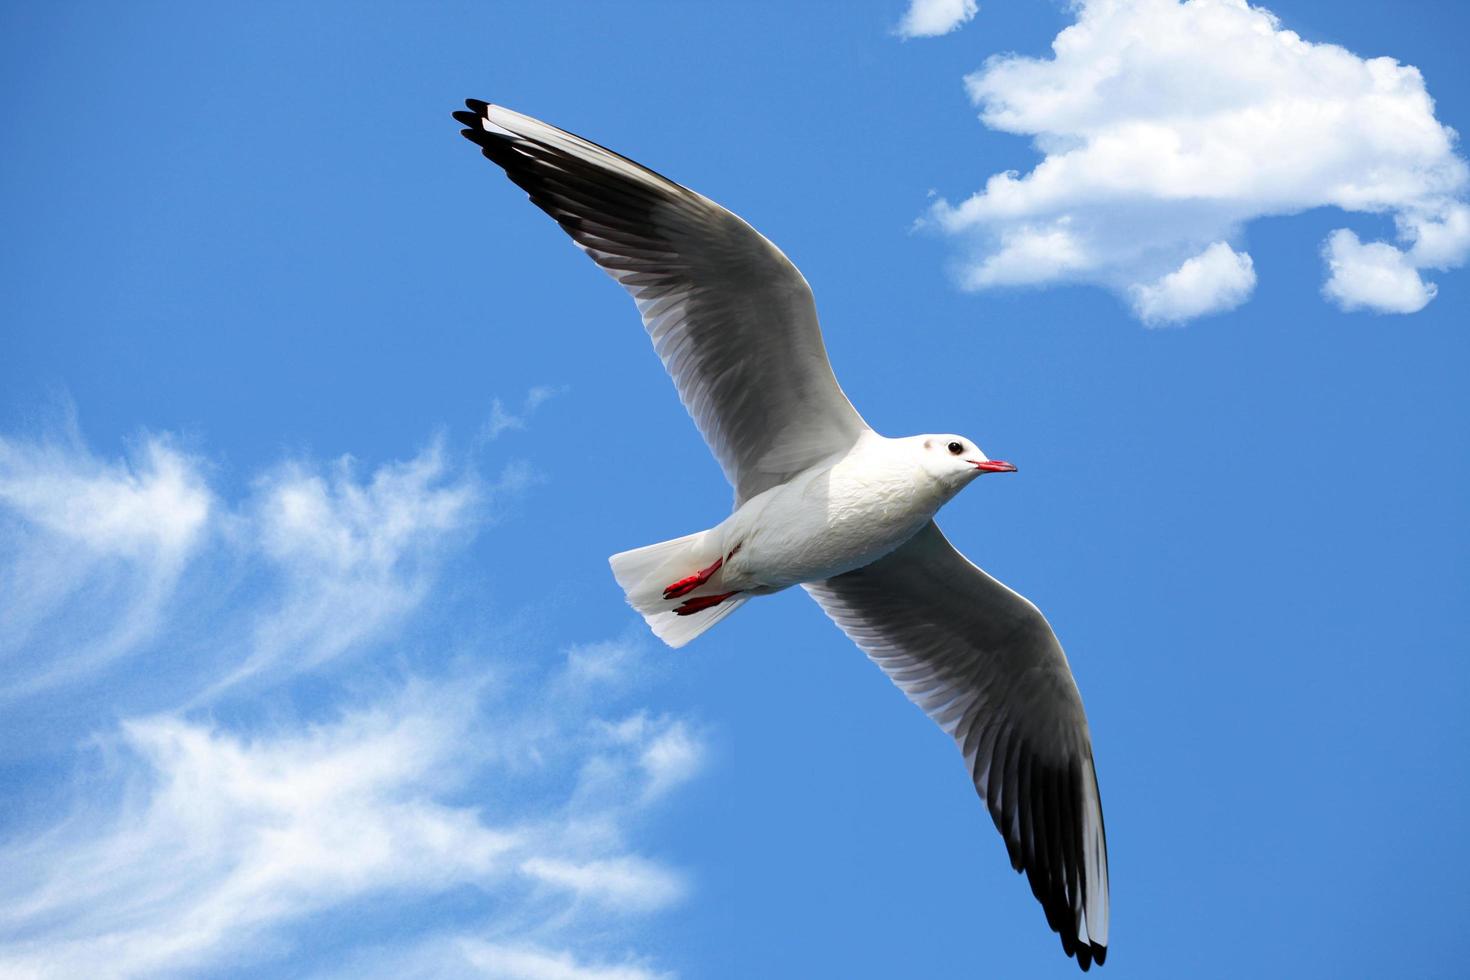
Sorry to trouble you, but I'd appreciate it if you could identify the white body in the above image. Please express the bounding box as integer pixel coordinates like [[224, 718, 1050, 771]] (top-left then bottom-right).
[[718, 432, 958, 594], [608, 432, 986, 648]]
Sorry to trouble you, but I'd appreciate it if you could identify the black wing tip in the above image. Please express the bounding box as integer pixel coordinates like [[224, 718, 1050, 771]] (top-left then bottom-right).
[[453, 99, 492, 128], [1017, 859, 1104, 971], [1015, 858, 1106, 970], [1056, 902, 1108, 971], [453, 100, 498, 149], [459, 127, 496, 151], [1071, 940, 1107, 971]]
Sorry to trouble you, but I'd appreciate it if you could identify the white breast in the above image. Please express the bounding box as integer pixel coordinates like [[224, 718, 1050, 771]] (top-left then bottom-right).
[[716, 434, 945, 591]]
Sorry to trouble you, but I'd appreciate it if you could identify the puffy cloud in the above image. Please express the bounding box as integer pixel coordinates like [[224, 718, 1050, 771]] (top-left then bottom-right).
[[929, 0, 1469, 321], [1321, 229, 1436, 313], [961, 221, 1091, 288], [1129, 242, 1256, 324], [1404, 203, 1470, 268], [897, 0, 977, 38]]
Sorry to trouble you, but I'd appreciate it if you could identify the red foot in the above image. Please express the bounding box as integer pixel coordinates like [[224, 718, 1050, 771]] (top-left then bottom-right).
[[663, 556, 723, 600], [673, 591, 741, 616]]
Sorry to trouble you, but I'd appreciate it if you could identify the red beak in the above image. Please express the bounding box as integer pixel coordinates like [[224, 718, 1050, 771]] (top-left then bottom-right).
[[970, 459, 1017, 473]]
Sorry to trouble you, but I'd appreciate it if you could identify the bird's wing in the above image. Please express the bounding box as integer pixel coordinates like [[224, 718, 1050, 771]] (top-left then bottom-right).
[[803, 521, 1109, 971], [455, 101, 869, 504]]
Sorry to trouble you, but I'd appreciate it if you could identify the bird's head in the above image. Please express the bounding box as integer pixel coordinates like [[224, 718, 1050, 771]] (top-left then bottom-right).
[[917, 435, 1017, 489]]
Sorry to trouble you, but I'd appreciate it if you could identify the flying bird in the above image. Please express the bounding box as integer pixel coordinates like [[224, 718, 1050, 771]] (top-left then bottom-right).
[[455, 100, 1109, 970]]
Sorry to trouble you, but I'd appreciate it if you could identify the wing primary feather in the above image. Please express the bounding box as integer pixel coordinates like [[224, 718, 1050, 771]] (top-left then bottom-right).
[[455, 99, 869, 502], [1002, 729, 1026, 868], [1065, 758, 1086, 934], [802, 523, 1109, 971], [1018, 750, 1039, 875]]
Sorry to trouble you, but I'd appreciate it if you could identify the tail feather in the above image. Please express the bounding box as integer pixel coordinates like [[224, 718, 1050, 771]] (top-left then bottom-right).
[[609, 530, 747, 648], [641, 595, 749, 648]]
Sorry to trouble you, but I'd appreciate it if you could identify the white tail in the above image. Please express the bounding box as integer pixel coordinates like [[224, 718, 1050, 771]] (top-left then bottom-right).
[[609, 529, 748, 648]]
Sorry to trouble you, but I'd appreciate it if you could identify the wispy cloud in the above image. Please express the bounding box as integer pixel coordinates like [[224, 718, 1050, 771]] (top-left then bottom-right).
[[0, 429, 495, 703], [0, 650, 701, 978], [596, 713, 705, 805], [0, 413, 703, 978], [926, 0, 1469, 322], [520, 855, 684, 913], [216, 442, 481, 692], [455, 941, 673, 980], [482, 386, 566, 443], [324, 935, 673, 980], [896, 0, 977, 39], [0, 430, 213, 693], [0, 682, 511, 977]]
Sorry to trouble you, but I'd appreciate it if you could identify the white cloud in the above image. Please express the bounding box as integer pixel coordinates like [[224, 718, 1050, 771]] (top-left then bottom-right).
[[897, 0, 977, 38], [581, 713, 705, 805], [638, 721, 704, 802], [961, 221, 1091, 288], [222, 443, 480, 689], [483, 386, 565, 442], [929, 0, 1469, 321], [326, 936, 671, 980], [0, 428, 486, 701], [520, 856, 684, 912], [0, 683, 512, 978], [1404, 202, 1470, 268], [458, 941, 671, 980], [1321, 228, 1436, 313], [0, 434, 210, 564], [0, 432, 213, 692], [0, 410, 703, 977], [1129, 241, 1257, 324], [561, 636, 646, 691], [0, 647, 704, 978]]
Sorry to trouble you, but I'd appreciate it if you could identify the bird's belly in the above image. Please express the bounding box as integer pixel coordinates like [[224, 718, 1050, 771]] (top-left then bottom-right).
[[722, 479, 932, 590]]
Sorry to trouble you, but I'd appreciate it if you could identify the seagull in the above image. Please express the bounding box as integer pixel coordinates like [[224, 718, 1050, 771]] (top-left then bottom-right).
[[455, 100, 1110, 970]]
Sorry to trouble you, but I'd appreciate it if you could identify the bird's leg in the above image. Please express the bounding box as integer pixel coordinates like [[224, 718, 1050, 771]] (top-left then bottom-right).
[[662, 556, 723, 600], [672, 590, 741, 616]]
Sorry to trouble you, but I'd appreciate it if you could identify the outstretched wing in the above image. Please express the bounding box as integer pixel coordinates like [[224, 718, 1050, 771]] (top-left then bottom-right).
[[804, 521, 1109, 971], [455, 101, 869, 504]]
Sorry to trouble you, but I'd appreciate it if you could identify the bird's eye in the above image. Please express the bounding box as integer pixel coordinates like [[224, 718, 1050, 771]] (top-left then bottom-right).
[[947, 441, 964, 455]]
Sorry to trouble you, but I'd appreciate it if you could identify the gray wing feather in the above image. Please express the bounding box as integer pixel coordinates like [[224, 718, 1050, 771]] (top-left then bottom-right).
[[455, 101, 868, 503], [804, 521, 1109, 970]]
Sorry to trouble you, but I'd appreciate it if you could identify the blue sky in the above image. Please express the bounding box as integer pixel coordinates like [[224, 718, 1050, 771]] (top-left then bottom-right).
[[2, 0, 1468, 976]]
